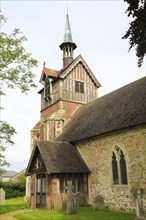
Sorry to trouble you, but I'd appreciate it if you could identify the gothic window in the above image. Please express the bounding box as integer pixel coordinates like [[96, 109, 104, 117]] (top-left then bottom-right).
[[44, 77, 50, 100], [112, 152, 119, 185], [75, 81, 84, 93], [112, 148, 128, 185], [120, 150, 128, 185]]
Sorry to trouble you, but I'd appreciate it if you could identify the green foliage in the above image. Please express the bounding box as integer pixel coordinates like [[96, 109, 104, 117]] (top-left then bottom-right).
[[0, 13, 38, 94], [16, 174, 26, 185], [0, 168, 6, 176], [0, 12, 38, 167], [15, 207, 135, 220], [0, 121, 16, 167], [0, 179, 26, 199], [0, 197, 29, 214], [123, 0, 146, 67]]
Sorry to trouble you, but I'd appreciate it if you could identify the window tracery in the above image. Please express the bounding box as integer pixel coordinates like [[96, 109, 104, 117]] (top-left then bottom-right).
[[112, 147, 128, 185]]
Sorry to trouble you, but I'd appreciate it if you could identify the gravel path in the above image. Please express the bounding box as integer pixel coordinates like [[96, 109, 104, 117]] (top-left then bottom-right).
[[0, 210, 25, 220]]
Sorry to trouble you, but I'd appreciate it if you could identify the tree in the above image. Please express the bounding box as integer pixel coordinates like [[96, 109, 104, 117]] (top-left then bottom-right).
[[0, 13, 38, 94], [0, 168, 6, 176], [0, 122, 16, 167], [122, 0, 146, 67], [0, 12, 38, 166], [16, 174, 26, 185]]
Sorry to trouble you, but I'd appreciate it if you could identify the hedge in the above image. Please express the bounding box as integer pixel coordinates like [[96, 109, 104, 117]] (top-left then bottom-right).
[[0, 181, 26, 199]]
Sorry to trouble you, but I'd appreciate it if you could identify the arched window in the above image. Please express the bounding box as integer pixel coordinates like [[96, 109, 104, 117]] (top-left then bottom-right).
[[120, 150, 128, 185], [112, 152, 119, 184], [112, 148, 128, 185]]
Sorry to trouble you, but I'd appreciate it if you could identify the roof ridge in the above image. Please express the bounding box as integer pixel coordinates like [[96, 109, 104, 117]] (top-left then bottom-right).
[[57, 76, 146, 143]]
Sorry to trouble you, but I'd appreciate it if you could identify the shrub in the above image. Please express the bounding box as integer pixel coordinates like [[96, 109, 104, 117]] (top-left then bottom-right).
[[0, 180, 26, 199]]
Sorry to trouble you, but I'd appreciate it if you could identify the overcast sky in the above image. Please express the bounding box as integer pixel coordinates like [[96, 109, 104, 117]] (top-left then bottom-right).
[[1, 1, 145, 172]]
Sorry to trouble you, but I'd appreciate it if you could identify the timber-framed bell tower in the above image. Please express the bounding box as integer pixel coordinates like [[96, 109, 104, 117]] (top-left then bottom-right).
[[33, 12, 101, 142]]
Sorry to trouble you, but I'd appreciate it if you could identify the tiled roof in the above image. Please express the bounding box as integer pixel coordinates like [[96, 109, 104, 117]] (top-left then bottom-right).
[[26, 141, 90, 175], [39, 55, 101, 89], [1, 171, 18, 178], [11, 169, 26, 180], [43, 67, 60, 78], [57, 77, 146, 143]]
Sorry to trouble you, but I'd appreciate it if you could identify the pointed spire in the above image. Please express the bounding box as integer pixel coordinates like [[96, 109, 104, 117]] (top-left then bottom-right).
[[63, 13, 73, 43], [60, 13, 77, 68]]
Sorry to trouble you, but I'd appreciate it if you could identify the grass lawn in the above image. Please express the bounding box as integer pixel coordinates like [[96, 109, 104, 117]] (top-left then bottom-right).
[[15, 207, 135, 220], [0, 197, 29, 214]]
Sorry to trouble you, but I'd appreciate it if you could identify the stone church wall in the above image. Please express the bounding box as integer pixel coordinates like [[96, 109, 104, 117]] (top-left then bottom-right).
[[77, 125, 146, 212], [40, 100, 82, 141]]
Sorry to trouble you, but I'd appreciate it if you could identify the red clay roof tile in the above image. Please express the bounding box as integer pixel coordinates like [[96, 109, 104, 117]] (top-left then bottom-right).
[[43, 67, 60, 78]]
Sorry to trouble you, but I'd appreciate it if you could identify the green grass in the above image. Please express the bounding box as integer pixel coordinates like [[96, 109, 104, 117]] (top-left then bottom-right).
[[0, 197, 29, 214], [0, 198, 136, 220], [15, 207, 135, 220]]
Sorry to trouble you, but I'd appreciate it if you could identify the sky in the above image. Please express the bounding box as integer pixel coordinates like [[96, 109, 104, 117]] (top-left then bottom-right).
[[1, 0, 145, 172]]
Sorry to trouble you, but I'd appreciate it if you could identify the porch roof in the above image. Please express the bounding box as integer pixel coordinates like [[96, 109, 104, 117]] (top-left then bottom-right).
[[26, 141, 90, 175]]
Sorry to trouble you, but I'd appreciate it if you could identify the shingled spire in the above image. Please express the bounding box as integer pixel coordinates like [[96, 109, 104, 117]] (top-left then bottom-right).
[[60, 13, 77, 68]]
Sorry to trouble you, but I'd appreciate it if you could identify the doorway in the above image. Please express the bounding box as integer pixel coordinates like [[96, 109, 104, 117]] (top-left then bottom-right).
[[36, 175, 46, 208]]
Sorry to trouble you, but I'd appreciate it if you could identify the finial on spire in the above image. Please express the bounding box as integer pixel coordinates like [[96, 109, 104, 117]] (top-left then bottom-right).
[[66, 5, 68, 14]]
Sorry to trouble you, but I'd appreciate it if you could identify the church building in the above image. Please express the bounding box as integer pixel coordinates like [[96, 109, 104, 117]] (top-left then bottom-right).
[[26, 13, 146, 212]]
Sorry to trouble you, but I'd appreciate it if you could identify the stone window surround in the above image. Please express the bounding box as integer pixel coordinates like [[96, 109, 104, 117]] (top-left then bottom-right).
[[112, 146, 128, 186]]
